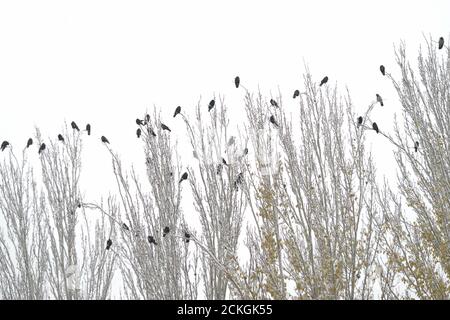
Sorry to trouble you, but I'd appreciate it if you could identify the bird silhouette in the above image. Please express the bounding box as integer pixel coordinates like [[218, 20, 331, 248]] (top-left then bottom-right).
[[58, 134, 65, 142], [38, 143, 46, 154], [184, 232, 191, 243], [372, 122, 379, 134], [293, 90, 300, 99], [145, 114, 150, 123], [234, 172, 244, 190], [161, 123, 171, 132], [222, 158, 228, 166], [179, 172, 188, 183], [208, 99, 215, 112], [269, 115, 279, 127], [173, 106, 181, 118], [376, 94, 384, 106], [106, 239, 112, 250], [235, 76, 240, 88], [1, 141, 9, 152], [86, 124, 91, 136], [71, 121, 80, 131], [136, 128, 142, 138], [101, 136, 110, 144], [414, 141, 419, 152], [243, 147, 248, 157], [26, 138, 33, 148], [380, 65, 386, 76], [149, 128, 157, 137], [357, 116, 363, 127], [122, 223, 130, 231], [438, 37, 444, 50], [148, 235, 157, 245], [270, 99, 279, 108], [136, 119, 144, 126], [163, 226, 170, 237], [320, 76, 328, 86]]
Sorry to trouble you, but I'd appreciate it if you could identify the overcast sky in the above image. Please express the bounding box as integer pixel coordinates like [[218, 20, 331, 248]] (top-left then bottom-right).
[[0, 0, 449, 197]]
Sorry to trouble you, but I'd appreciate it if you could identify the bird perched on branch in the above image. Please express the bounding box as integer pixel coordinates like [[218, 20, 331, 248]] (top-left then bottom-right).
[[145, 114, 150, 124], [270, 99, 279, 108], [208, 99, 215, 112], [149, 128, 157, 137], [269, 115, 279, 127], [376, 94, 384, 106], [122, 223, 130, 231], [136, 128, 141, 138], [184, 232, 191, 243], [86, 124, 91, 136], [357, 116, 363, 127], [38, 143, 46, 154], [234, 172, 244, 190], [222, 158, 228, 166], [136, 119, 144, 126], [372, 122, 379, 134], [26, 138, 33, 148], [179, 172, 188, 183], [235, 76, 240, 88], [320, 76, 328, 86], [161, 123, 171, 132], [101, 136, 109, 144], [1, 141, 9, 152], [414, 141, 419, 152], [71, 121, 80, 131], [380, 65, 386, 76], [173, 106, 181, 118], [106, 239, 112, 250], [243, 147, 248, 156], [163, 226, 170, 237], [438, 37, 444, 50], [148, 235, 157, 245], [58, 134, 64, 142], [293, 89, 300, 99]]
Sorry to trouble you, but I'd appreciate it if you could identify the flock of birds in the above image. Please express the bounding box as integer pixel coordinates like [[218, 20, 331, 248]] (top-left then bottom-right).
[[1, 37, 445, 250]]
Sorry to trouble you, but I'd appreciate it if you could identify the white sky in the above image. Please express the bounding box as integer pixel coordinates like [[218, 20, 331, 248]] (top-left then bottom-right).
[[0, 0, 449, 196]]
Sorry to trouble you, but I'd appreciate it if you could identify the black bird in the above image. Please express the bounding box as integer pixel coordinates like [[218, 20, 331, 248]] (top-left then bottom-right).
[[101, 136, 110, 144], [163, 226, 170, 237], [414, 141, 419, 153], [122, 223, 130, 231], [71, 121, 80, 131], [136, 128, 142, 138], [173, 106, 181, 118], [270, 99, 279, 108], [26, 138, 33, 148], [179, 172, 188, 183], [376, 94, 384, 106], [234, 172, 244, 190], [293, 89, 300, 99], [161, 123, 171, 132], [136, 119, 144, 126], [148, 235, 157, 245], [38, 143, 46, 154], [106, 239, 113, 250], [235, 76, 240, 88], [184, 232, 191, 243], [320, 76, 328, 86], [243, 147, 248, 156], [145, 114, 150, 123], [222, 158, 228, 166], [372, 122, 379, 134], [58, 134, 65, 142], [1, 141, 9, 152], [357, 116, 363, 127], [380, 65, 386, 76], [438, 37, 444, 50], [269, 115, 279, 127], [208, 99, 215, 112], [149, 128, 157, 137], [86, 124, 91, 136]]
